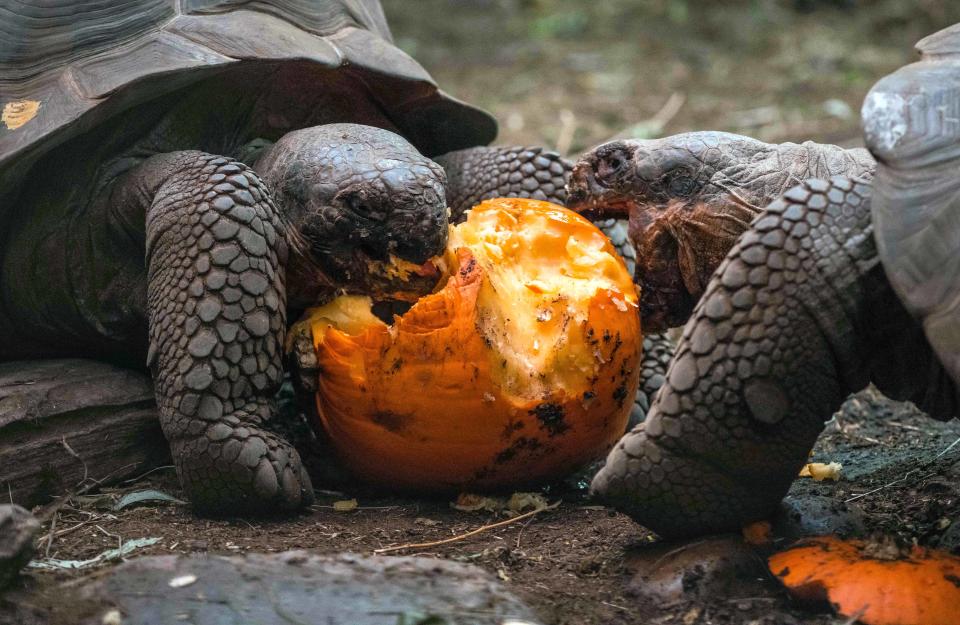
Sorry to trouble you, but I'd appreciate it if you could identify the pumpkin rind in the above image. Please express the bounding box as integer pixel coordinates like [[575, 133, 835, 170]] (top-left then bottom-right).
[[769, 536, 960, 625], [308, 198, 642, 492]]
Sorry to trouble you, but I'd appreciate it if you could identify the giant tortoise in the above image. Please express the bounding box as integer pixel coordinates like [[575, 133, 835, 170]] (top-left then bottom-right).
[[582, 23, 960, 538], [0, 0, 577, 516]]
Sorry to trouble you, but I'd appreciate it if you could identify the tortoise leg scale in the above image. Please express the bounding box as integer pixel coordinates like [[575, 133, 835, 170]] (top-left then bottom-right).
[[131, 151, 313, 514], [592, 177, 900, 537], [435, 146, 571, 222]]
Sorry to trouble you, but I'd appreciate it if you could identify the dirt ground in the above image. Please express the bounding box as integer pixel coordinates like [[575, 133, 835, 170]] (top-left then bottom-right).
[[5, 387, 960, 625], [6, 2, 960, 624]]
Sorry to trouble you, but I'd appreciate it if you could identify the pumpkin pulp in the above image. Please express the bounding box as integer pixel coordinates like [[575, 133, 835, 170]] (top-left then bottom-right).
[[304, 198, 642, 492]]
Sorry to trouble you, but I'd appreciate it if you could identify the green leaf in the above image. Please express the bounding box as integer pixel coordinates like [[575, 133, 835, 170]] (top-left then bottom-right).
[[29, 537, 161, 570], [114, 490, 186, 510]]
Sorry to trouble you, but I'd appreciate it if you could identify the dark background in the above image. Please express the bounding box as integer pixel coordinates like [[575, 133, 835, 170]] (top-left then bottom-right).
[[382, 0, 960, 154]]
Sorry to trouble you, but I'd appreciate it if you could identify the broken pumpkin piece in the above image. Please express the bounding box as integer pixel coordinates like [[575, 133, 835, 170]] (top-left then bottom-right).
[[303, 198, 642, 493], [768, 536, 960, 625], [799, 462, 842, 481]]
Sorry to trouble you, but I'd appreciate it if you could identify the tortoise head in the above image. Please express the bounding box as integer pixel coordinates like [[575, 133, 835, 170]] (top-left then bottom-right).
[[567, 131, 776, 332], [255, 124, 448, 309]]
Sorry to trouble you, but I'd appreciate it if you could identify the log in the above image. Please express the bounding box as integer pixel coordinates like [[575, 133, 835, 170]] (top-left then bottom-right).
[[0, 360, 168, 508]]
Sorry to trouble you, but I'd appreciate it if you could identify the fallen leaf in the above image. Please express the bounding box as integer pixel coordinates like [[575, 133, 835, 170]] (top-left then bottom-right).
[[453, 492, 548, 515], [29, 537, 161, 570], [114, 490, 186, 510], [506, 492, 549, 515], [452, 493, 503, 513]]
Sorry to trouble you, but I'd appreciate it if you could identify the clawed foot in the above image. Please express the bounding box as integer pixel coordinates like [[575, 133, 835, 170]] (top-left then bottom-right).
[[175, 419, 315, 516]]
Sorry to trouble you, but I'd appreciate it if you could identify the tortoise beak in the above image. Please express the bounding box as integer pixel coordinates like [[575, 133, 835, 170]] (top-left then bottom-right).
[[566, 160, 634, 220]]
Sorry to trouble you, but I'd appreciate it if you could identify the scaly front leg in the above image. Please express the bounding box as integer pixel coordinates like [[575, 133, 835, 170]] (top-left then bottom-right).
[[592, 178, 913, 537], [435, 146, 571, 221], [125, 151, 313, 514]]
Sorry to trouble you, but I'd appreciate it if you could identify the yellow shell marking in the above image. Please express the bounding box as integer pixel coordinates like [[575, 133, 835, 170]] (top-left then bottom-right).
[[2, 100, 41, 130]]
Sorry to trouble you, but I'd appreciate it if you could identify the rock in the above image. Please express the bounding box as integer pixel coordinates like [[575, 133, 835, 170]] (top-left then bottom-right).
[[774, 495, 866, 540], [0, 360, 168, 507], [0, 504, 40, 589], [625, 536, 774, 605], [37, 551, 542, 625], [937, 519, 960, 553]]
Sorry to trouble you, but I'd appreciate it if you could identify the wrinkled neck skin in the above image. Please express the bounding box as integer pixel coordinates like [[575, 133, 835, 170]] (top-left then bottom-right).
[[700, 140, 875, 215], [654, 140, 878, 326], [670, 137, 877, 301], [570, 133, 876, 332]]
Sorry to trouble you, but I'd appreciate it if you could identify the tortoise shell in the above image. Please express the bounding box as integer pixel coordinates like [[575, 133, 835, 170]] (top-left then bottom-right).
[[864, 22, 960, 384], [0, 0, 496, 209]]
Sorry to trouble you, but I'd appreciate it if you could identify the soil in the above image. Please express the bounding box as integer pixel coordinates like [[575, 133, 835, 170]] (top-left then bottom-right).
[[6, 2, 960, 624], [5, 388, 960, 625]]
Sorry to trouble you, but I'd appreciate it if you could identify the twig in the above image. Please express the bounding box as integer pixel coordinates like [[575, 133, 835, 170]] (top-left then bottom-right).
[[515, 514, 538, 550], [44, 511, 59, 557], [309, 505, 400, 511], [61, 437, 88, 485], [119, 464, 175, 485], [846, 435, 960, 503], [887, 421, 924, 433], [935, 436, 960, 460], [38, 519, 95, 545], [373, 502, 560, 555], [78, 462, 139, 492], [95, 524, 123, 551]]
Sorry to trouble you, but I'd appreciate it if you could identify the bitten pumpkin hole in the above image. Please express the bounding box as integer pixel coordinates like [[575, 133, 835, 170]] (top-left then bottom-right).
[[298, 198, 643, 493]]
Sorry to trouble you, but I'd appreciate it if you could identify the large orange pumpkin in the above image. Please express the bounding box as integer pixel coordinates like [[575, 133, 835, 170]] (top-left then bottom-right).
[[303, 198, 642, 492], [768, 536, 960, 625]]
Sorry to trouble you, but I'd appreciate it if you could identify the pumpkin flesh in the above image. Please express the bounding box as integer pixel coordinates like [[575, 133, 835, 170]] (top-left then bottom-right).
[[305, 198, 642, 492], [769, 536, 960, 625]]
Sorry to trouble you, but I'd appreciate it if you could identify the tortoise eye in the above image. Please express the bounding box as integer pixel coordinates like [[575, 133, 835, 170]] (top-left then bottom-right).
[[667, 174, 696, 197], [343, 193, 386, 221]]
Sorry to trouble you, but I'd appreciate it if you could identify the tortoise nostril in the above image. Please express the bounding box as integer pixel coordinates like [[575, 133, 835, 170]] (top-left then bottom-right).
[[596, 150, 629, 185]]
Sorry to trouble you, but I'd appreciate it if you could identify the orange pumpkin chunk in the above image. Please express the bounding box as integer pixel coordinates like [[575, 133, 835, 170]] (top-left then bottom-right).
[[303, 198, 642, 492], [769, 536, 960, 625]]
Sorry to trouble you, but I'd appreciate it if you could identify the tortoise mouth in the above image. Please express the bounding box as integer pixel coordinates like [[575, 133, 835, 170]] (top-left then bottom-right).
[[359, 253, 446, 302], [566, 167, 631, 218]]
